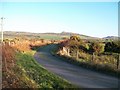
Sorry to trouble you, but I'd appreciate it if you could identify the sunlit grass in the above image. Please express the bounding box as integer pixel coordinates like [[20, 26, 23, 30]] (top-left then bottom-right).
[[15, 51, 78, 88]]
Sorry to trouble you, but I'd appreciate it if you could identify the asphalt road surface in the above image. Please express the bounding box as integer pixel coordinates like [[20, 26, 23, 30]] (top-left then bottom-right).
[[34, 44, 118, 88]]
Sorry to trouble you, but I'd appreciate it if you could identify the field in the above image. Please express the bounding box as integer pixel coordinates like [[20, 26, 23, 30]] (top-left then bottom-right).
[[3, 31, 97, 40], [3, 31, 66, 40]]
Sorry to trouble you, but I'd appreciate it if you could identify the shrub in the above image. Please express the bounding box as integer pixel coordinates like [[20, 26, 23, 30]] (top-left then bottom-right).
[[105, 40, 120, 53], [89, 42, 105, 54]]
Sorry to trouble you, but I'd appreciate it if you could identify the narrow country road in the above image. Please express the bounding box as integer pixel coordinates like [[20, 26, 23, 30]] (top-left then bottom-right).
[[34, 44, 118, 88]]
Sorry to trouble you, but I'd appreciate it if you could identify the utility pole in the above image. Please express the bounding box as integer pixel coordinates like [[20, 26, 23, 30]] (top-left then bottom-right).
[[1, 17, 5, 42], [0, 17, 5, 90]]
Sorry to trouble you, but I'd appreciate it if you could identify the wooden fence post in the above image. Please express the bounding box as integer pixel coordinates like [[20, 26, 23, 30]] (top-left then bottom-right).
[[117, 54, 120, 69], [76, 50, 79, 60], [92, 53, 95, 62]]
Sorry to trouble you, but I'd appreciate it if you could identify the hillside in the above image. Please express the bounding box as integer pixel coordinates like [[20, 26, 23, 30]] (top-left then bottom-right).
[[103, 36, 119, 40], [4, 31, 99, 40]]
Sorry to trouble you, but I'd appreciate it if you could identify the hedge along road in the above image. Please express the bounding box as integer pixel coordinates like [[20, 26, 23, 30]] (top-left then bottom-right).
[[34, 44, 118, 88]]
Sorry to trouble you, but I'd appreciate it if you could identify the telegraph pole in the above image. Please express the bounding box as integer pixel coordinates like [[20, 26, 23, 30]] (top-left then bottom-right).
[[1, 17, 5, 42], [1, 17, 3, 42], [0, 17, 5, 90]]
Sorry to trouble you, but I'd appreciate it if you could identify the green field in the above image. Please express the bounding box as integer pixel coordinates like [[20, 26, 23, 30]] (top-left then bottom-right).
[[38, 34, 63, 40]]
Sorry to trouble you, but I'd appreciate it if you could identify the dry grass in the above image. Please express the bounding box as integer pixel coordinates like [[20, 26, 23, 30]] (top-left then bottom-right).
[[2, 44, 20, 88]]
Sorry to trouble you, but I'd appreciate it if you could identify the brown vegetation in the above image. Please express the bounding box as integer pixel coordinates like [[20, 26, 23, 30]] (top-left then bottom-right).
[[2, 44, 20, 88]]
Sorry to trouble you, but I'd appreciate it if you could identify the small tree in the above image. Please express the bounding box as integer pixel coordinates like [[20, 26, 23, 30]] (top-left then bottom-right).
[[69, 35, 83, 59], [70, 35, 81, 42]]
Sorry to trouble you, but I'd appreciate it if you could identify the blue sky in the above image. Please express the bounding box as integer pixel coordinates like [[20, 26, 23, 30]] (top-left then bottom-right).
[[0, 2, 118, 37]]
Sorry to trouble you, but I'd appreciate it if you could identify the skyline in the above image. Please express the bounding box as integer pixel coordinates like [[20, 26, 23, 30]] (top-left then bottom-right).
[[0, 2, 118, 38]]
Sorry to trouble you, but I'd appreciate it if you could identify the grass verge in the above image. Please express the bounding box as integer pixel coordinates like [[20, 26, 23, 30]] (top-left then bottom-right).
[[14, 51, 79, 89]]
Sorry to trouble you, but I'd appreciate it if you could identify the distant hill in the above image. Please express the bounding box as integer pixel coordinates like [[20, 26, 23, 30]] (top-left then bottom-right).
[[3, 31, 99, 40], [60, 31, 99, 39], [103, 36, 119, 40]]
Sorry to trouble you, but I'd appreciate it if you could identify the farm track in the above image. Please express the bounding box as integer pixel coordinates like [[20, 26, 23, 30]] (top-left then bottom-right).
[[34, 44, 119, 88]]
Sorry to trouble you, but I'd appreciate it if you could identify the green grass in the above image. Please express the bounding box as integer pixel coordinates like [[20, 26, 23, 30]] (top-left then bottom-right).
[[40, 35, 62, 40], [15, 51, 78, 89]]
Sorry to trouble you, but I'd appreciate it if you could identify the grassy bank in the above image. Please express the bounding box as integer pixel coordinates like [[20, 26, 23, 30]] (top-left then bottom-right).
[[2, 44, 79, 89], [14, 51, 78, 89]]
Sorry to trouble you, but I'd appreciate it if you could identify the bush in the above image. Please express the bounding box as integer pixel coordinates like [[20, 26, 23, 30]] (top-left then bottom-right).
[[105, 40, 120, 53], [89, 42, 105, 54]]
